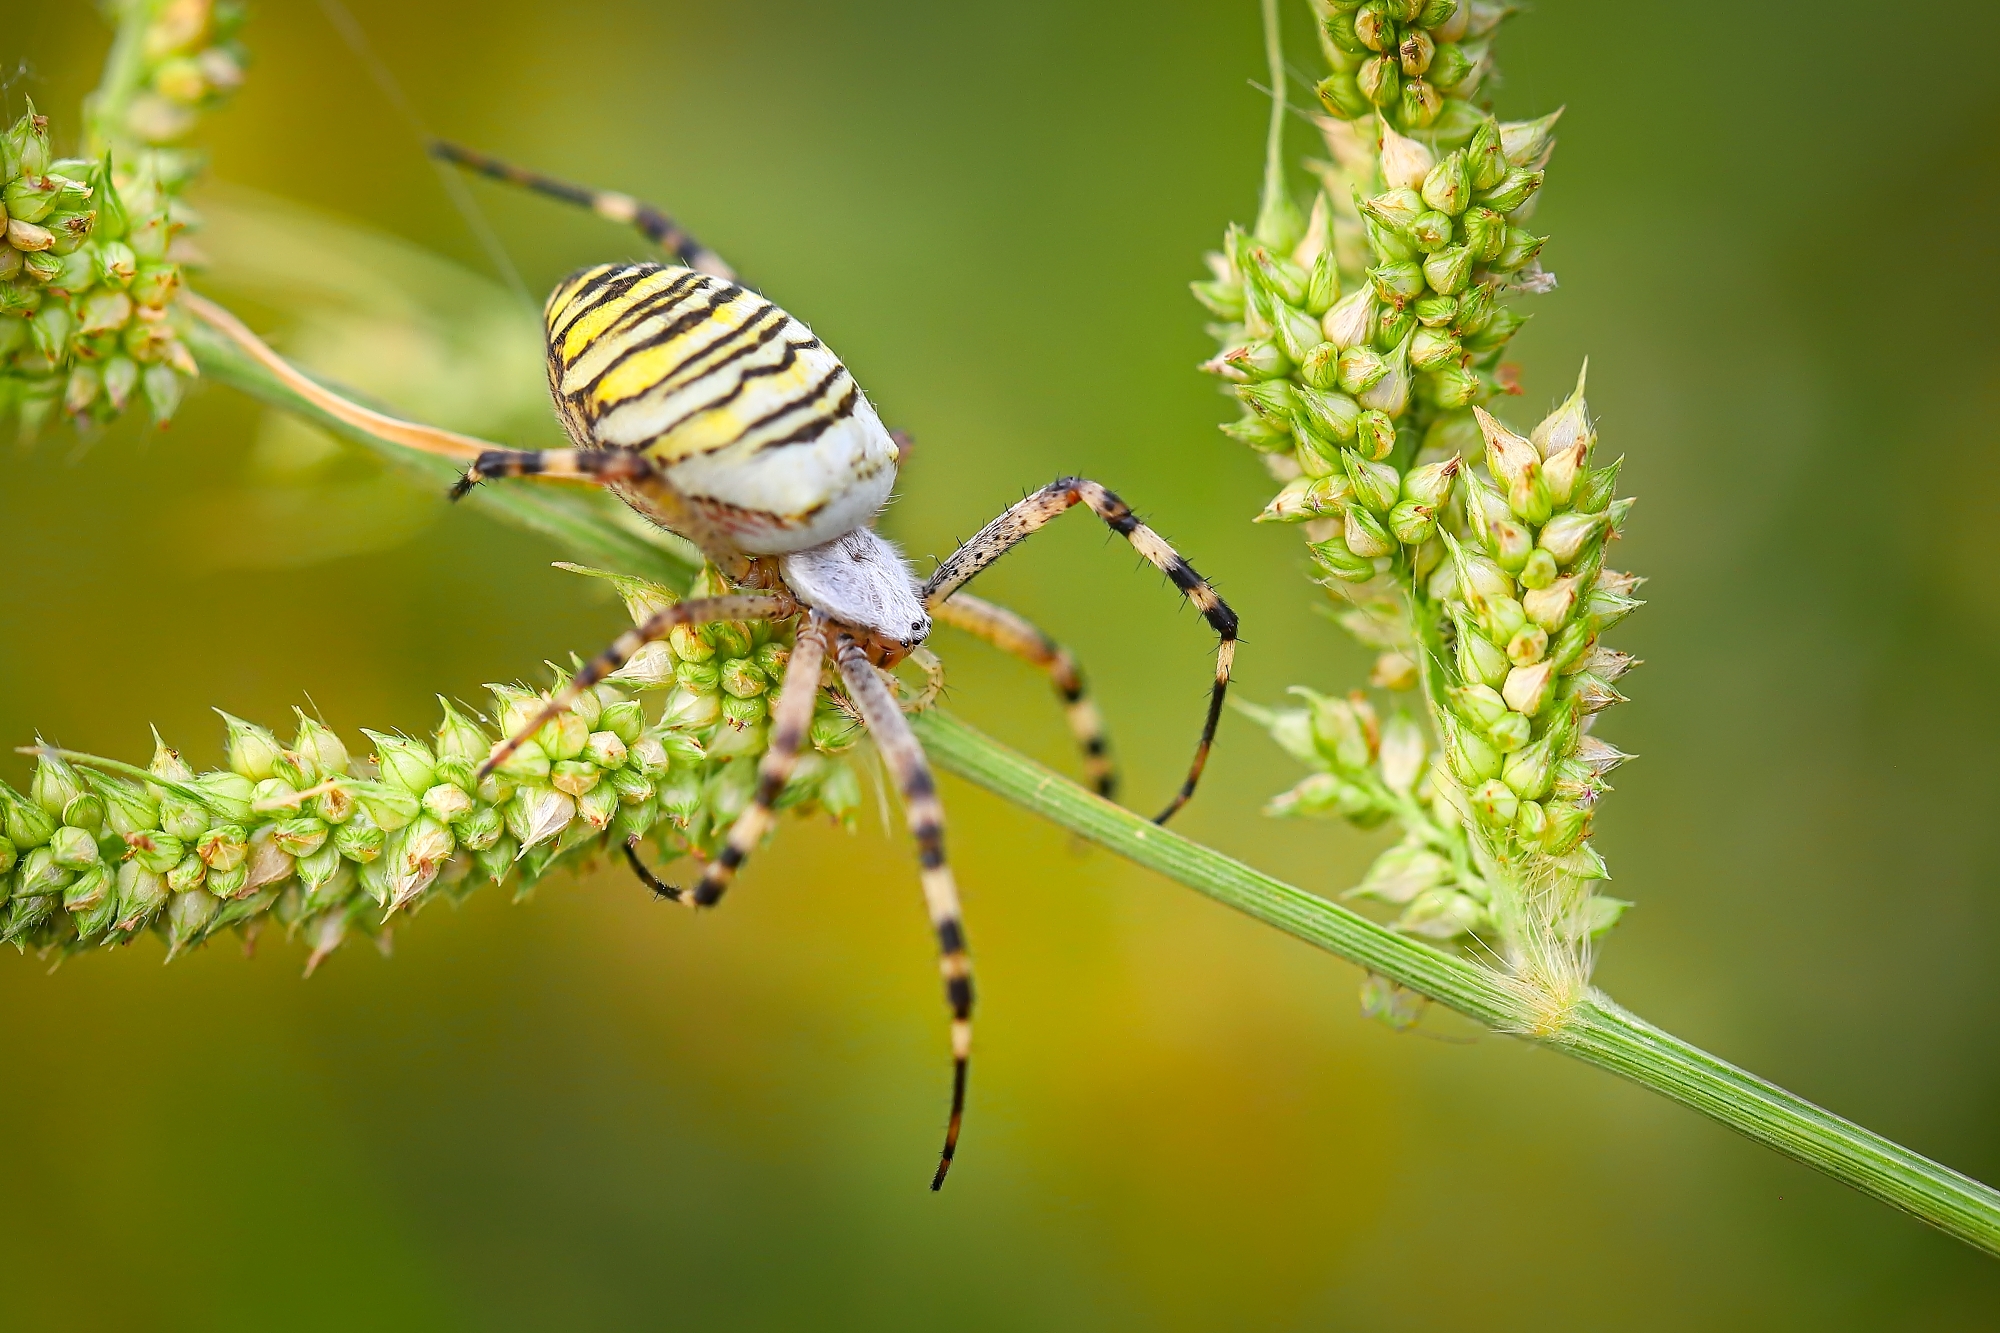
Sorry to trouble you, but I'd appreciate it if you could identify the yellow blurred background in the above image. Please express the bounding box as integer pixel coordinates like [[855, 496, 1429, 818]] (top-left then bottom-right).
[[4, 1, 1999, 1328]]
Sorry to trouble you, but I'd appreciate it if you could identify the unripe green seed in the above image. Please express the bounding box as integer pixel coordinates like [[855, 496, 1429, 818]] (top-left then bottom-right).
[[507, 786, 575, 852], [1402, 454, 1461, 506], [1308, 534, 1375, 583], [458, 804, 504, 853], [5, 892, 59, 942], [1422, 245, 1474, 295], [196, 823, 248, 871], [1481, 594, 1526, 642], [1454, 615, 1510, 688], [584, 730, 629, 769], [1316, 73, 1371, 119], [62, 792, 106, 831], [207, 860, 250, 892], [1447, 717, 1503, 785], [579, 783, 621, 833], [1355, 5, 1397, 53], [114, 862, 168, 930], [600, 700, 645, 746], [19, 845, 72, 897], [1321, 286, 1376, 348], [1409, 325, 1460, 369], [50, 823, 100, 870], [194, 772, 255, 823], [1504, 624, 1548, 667], [1342, 449, 1400, 512], [1344, 506, 1397, 559], [167, 852, 207, 893], [1478, 168, 1543, 215], [1491, 227, 1546, 273], [551, 760, 599, 798], [297, 843, 343, 896], [363, 730, 436, 795], [608, 766, 655, 805], [719, 658, 770, 700], [63, 862, 113, 913], [1421, 151, 1471, 215], [1370, 259, 1426, 301], [720, 694, 769, 729], [1336, 344, 1388, 395], [332, 809, 385, 863], [1469, 778, 1517, 827], [1500, 111, 1561, 167], [31, 754, 85, 816], [1489, 515, 1533, 570], [1426, 40, 1474, 93], [422, 782, 474, 824], [495, 738, 552, 782], [1487, 710, 1531, 753], [1410, 209, 1453, 252], [1444, 687, 1502, 734], [1536, 510, 1604, 565], [1387, 500, 1435, 545], [163, 888, 221, 953]]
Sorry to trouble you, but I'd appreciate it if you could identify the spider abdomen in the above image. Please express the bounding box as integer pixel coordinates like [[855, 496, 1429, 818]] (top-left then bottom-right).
[[545, 262, 899, 555]]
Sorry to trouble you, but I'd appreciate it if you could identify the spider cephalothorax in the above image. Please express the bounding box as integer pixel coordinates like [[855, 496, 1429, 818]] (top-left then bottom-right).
[[421, 143, 1243, 1189]]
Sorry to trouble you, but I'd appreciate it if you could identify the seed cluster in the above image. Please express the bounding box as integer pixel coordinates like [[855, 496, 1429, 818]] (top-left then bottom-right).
[[1312, 0, 1509, 137], [1201, 3, 1639, 954], [0, 0, 244, 435], [0, 566, 864, 969], [1197, 108, 1556, 544]]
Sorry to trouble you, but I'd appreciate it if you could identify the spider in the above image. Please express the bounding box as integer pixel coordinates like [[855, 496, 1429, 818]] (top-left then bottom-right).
[[198, 144, 1240, 1190]]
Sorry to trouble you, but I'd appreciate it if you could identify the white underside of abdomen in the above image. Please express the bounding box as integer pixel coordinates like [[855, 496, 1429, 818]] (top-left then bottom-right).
[[663, 394, 899, 554]]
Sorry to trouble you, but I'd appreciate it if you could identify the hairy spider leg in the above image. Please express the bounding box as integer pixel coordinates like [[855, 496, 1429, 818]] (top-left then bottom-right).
[[430, 140, 738, 282], [182, 294, 493, 463], [448, 446, 662, 499], [929, 591, 1115, 799], [834, 633, 973, 1191], [923, 478, 1238, 824], [478, 593, 797, 780], [621, 839, 684, 902], [688, 616, 829, 907]]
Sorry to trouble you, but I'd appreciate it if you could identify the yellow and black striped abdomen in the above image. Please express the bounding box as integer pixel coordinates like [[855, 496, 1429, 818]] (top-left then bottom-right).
[[544, 262, 900, 556]]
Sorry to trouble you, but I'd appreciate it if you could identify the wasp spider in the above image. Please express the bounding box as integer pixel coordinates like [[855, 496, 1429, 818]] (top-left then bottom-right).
[[407, 145, 1242, 1188]]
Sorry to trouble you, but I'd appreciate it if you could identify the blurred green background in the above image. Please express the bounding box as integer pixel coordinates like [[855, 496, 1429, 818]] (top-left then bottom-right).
[[4, 1, 1999, 1328]]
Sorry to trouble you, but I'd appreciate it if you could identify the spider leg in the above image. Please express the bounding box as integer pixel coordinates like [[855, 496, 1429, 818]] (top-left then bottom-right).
[[923, 478, 1237, 824], [430, 140, 738, 282], [929, 591, 1116, 800], [448, 447, 660, 500], [621, 838, 683, 903], [181, 294, 494, 463], [834, 633, 973, 1191], [688, 617, 829, 908], [480, 593, 796, 780]]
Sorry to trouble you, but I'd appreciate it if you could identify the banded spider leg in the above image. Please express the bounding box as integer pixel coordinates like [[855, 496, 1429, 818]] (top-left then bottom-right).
[[925, 477, 1238, 823]]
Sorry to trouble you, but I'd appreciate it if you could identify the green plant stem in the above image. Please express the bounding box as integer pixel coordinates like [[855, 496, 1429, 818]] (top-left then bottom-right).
[[910, 709, 2000, 1256], [189, 321, 2000, 1257]]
